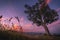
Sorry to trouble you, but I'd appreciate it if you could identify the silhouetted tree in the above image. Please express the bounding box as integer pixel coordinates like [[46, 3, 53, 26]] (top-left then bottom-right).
[[24, 0, 59, 35], [15, 16, 23, 33], [0, 15, 3, 21], [8, 17, 13, 22], [7, 17, 13, 30], [0, 15, 3, 30]]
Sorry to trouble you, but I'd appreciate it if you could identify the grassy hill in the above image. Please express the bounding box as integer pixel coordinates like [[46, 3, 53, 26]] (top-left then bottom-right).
[[0, 30, 60, 40]]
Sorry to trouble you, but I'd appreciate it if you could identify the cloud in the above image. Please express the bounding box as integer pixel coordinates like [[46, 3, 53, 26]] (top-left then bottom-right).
[[24, 24, 32, 27], [47, 20, 60, 34], [1, 17, 60, 34], [46, 0, 50, 3], [23, 20, 60, 34], [47, 20, 60, 27], [56, 8, 60, 12], [45, 0, 51, 5], [22, 23, 32, 29], [20, 17, 24, 22]]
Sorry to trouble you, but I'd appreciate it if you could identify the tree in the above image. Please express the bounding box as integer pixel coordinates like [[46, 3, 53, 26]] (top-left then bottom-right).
[[15, 16, 23, 33], [0, 15, 4, 30], [0, 15, 3, 21], [24, 0, 59, 35]]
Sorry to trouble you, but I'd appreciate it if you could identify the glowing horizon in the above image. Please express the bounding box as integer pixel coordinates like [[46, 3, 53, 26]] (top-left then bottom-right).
[[0, 0, 60, 34]]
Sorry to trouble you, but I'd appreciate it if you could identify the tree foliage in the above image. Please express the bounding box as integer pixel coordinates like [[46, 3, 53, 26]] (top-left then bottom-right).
[[24, 0, 59, 26]]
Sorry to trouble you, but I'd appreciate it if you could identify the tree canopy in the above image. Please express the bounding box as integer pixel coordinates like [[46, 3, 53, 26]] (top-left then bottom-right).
[[24, 0, 59, 26]]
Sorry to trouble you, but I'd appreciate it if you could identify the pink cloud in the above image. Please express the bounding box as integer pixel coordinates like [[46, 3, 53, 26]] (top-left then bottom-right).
[[24, 24, 32, 27], [20, 17, 24, 22], [56, 8, 60, 12], [18, 16, 60, 33], [47, 20, 60, 27], [45, 0, 51, 4], [22, 23, 32, 29], [23, 20, 60, 33]]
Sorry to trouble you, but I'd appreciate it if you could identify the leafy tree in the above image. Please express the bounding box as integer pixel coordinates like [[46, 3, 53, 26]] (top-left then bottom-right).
[[24, 0, 59, 35]]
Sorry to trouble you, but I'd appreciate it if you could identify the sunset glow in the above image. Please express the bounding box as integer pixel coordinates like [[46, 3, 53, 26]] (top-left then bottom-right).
[[0, 0, 59, 34], [46, 0, 51, 4]]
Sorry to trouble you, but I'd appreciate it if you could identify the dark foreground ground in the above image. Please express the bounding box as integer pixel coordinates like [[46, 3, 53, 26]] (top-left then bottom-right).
[[0, 30, 60, 40]]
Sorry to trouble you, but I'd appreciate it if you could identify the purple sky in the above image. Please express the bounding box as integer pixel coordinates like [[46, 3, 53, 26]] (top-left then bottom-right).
[[0, 0, 60, 34]]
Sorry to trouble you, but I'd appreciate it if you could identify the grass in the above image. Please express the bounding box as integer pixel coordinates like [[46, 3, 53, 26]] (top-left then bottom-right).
[[0, 30, 60, 40]]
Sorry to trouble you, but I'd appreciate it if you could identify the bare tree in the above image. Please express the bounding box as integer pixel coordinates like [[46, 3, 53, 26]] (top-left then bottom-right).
[[15, 16, 23, 33]]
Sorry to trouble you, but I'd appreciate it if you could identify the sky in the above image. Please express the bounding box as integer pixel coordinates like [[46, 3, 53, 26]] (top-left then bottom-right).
[[0, 0, 60, 34]]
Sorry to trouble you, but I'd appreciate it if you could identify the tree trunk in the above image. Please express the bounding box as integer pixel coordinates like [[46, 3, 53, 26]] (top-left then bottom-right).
[[39, 1, 51, 35], [42, 23, 51, 35]]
